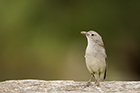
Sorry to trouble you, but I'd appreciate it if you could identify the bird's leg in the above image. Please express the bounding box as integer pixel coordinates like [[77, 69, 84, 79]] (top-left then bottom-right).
[[95, 80, 100, 86], [86, 73, 95, 87], [95, 72, 100, 86]]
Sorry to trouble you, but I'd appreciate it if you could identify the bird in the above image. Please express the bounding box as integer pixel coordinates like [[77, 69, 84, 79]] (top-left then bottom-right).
[[81, 30, 107, 86]]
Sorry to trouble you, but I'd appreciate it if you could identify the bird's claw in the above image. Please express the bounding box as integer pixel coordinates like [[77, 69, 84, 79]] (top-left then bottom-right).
[[95, 81, 100, 87], [85, 81, 91, 87]]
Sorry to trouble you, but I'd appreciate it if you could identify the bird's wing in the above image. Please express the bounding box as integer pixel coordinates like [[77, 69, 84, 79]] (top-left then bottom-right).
[[104, 57, 107, 80]]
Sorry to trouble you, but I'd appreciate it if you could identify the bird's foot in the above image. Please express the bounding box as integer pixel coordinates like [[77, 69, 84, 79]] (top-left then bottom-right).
[[95, 81, 100, 87], [85, 81, 91, 87]]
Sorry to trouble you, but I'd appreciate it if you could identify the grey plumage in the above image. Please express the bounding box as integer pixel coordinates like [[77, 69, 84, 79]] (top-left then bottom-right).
[[81, 30, 107, 86]]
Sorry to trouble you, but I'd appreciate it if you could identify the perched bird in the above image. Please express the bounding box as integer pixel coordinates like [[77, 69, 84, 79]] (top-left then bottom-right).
[[81, 30, 107, 86]]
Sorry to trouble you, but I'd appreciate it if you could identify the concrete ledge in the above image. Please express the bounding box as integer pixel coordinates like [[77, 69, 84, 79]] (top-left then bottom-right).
[[0, 79, 140, 93]]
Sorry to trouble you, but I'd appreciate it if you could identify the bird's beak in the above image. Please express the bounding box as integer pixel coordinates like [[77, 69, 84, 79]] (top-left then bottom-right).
[[81, 31, 89, 36], [81, 31, 87, 35]]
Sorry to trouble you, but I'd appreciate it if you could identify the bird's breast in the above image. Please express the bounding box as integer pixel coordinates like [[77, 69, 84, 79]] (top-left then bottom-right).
[[85, 45, 106, 72]]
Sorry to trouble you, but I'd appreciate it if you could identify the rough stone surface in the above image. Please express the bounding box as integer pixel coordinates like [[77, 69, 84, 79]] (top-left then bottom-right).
[[0, 79, 140, 93]]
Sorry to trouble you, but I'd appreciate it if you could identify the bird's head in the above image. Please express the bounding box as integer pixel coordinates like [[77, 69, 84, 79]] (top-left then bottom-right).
[[81, 30, 103, 44]]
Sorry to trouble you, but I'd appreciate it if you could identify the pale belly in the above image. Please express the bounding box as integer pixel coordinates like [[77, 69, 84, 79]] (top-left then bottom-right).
[[85, 56, 106, 74]]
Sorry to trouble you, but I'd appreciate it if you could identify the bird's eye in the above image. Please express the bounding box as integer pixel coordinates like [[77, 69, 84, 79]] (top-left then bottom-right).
[[91, 34, 94, 36]]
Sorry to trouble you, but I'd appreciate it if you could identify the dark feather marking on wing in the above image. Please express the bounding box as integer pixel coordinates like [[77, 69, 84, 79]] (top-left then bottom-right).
[[104, 57, 107, 80]]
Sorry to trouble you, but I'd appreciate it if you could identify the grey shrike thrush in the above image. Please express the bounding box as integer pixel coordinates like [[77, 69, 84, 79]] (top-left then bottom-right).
[[81, 30, 107, 86]]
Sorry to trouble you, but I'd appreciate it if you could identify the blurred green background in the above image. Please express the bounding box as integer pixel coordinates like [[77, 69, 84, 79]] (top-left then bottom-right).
[[0, 0, 140, 82]]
